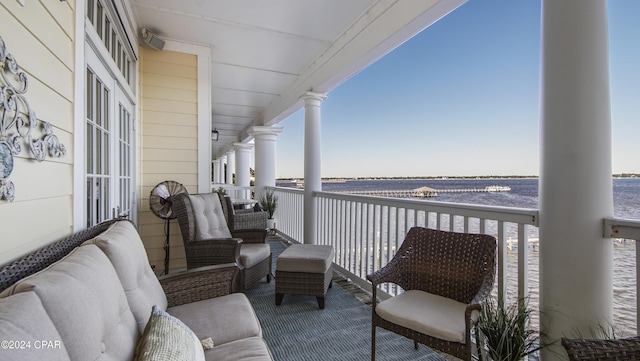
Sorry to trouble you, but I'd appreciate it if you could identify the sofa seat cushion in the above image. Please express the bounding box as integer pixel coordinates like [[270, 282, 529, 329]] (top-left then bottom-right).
[[240, 243, 270, 268], [205, 337, 272, 361], [168, 293, 261, 346], [83, 220, 168, 332], [189, 194, 233, 240], [0, 245, 139, 361], [134, 305, 205, 361], [375, 290, 468, 344], [0, 292, 70, 361]]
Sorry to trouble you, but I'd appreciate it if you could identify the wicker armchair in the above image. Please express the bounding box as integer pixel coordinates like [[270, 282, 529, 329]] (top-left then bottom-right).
[[562, 336, 640, 360], [172, 193, 271, 290], [366, 227, 497, 361], [218, 194, 268, 231]]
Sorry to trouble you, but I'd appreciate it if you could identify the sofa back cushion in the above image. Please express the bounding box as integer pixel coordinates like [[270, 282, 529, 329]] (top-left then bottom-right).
[[1, 245, 139, 361], [189, 194, 233, 241], [83, 221, 168, 332], [0, 292, 70, 361]]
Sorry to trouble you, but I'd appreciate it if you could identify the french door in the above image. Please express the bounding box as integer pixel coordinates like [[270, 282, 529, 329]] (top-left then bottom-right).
[[85, 46, 136, 227]]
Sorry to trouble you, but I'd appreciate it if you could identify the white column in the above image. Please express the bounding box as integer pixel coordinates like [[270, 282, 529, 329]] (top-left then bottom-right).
[[213, 159, 223, 185], [234, 143, 253, 187], [301, 92, 327, 245], [539, 1, 613, 357], [220, 154, 227, 184], [251, 126, 284, 199], [225, 150, 235, 185]]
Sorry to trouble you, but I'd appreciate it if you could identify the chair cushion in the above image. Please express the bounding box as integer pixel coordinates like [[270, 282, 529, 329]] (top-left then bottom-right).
[[277, 244, 334, 273], [0, 292, 70, 361], [134, 305, 205, 361], [240, 243, 271, 268], [205, 337, 272, 361], [189, 194, 233, 240], [83, 220, 168, 332], [376, 290, 468, 344], [0, 245, 139, 360], [167, 293, 262, 347]]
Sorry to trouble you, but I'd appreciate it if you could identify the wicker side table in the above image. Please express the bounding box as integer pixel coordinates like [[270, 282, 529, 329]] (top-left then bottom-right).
[[275, 244, 334, 309]]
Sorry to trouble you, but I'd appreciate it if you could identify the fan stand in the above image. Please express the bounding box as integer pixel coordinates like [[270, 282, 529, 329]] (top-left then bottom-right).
[[164, 218, 171, 275], [149, 180, 187, 276]]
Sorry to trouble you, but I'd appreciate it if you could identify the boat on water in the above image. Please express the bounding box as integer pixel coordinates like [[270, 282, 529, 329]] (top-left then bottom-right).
[[485, 185, 512, 192]]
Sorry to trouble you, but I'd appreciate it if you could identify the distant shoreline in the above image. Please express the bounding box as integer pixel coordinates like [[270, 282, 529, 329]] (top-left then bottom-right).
[[277, 174, 639, 181]]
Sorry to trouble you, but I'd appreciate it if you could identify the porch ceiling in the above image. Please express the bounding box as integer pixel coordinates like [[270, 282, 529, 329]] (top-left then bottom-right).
[[130, 0, 466, 159]]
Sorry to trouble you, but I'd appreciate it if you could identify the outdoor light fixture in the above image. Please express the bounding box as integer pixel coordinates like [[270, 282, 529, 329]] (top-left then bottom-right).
[[211, 128, 219, 141]]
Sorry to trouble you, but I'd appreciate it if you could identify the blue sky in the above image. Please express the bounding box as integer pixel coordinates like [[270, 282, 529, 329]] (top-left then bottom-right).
[[274, 0, 640, 178]]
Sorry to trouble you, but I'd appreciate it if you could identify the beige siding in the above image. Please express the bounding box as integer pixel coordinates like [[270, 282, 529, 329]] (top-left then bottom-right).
[[139, 48, 199, 271], [0, 1, 75, 264]]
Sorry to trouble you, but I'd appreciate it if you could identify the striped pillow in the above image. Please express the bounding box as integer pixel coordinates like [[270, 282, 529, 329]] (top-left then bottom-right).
[[134, 305, 205, 361]]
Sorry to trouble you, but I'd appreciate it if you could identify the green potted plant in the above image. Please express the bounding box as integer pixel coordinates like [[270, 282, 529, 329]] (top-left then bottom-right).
[[475, 297, 542, 361], [258, 188, 278, 231]]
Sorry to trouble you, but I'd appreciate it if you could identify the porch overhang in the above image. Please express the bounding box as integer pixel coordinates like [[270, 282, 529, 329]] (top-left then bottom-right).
[[131, 0, 467, 158]]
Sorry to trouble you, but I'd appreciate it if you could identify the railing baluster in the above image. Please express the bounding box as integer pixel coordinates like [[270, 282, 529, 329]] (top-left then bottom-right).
[[518, 224, 529, 308], [386, 205, 392, 277], [497, 220, 507, 307]]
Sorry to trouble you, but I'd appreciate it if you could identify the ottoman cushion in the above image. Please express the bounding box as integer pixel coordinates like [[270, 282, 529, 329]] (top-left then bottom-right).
[[277, 245, 334, 273]]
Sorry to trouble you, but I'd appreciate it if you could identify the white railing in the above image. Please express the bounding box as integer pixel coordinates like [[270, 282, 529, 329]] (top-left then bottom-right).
[[212, 184, 253, 201], [270, 186, 538, 303], [270, 186, 640, 334], [605, 217, 640, 332], [271, 186, 304, 243], [314, 191, 538, 304]]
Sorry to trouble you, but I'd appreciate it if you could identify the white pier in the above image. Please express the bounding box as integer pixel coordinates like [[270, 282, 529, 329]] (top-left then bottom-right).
[[341, 185, 511, 198]]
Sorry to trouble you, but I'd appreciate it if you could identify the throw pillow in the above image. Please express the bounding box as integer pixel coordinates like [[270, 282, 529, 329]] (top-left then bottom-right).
[[134, 305, 205, 361]]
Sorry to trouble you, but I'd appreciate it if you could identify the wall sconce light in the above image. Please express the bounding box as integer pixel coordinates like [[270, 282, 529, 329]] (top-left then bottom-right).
[[211, 128, 219, 141]]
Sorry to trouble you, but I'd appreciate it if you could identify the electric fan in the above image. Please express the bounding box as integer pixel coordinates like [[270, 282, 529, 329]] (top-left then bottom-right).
[[149, 180, 188, 274]]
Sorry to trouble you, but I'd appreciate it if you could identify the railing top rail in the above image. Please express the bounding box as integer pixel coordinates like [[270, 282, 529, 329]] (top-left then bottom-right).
[[604, 217, 640, 239], [216, 185, 253, 190], [271, 186, 303, 194], [314, 190, 539, 226]]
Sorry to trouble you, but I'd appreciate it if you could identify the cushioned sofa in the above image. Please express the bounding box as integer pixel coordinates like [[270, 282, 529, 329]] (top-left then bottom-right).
[[0, 219, 273, 361]]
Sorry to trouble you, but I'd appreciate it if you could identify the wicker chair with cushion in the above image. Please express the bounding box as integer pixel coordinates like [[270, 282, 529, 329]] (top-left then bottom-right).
[[366, 227, 497, 361], [218, 193, 268, 231], [173, 193, 271, 290], [562, 336, 640, 361]]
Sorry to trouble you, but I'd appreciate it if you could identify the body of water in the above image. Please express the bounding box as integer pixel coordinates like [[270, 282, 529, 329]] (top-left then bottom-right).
[[279, 177, 640, 336]]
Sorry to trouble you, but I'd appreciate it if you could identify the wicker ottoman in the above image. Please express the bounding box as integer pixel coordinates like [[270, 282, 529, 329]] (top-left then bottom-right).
[[275, 244, 334, 309]]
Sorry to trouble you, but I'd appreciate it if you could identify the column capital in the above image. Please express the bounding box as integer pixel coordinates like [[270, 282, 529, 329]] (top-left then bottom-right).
[[250, 126, 284, 138], [233, 142, 254, 151], [300, 91, 327, 103]]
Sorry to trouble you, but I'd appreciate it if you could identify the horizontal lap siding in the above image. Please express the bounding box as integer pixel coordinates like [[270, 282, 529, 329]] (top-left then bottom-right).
[[139, 48, 198, 271], [0, 1, 75, 265]]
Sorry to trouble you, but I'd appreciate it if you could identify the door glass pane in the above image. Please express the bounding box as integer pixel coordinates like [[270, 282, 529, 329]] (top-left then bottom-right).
[[86, 69, 112, 226], [116, 101, 133, 219]]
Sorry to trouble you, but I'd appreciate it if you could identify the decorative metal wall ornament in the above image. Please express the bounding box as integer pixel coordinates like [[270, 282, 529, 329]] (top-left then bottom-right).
[[0, 36, 66, 202]]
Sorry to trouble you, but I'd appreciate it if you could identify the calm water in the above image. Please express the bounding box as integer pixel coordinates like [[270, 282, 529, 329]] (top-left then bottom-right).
[[281, 177, 640, 335]]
